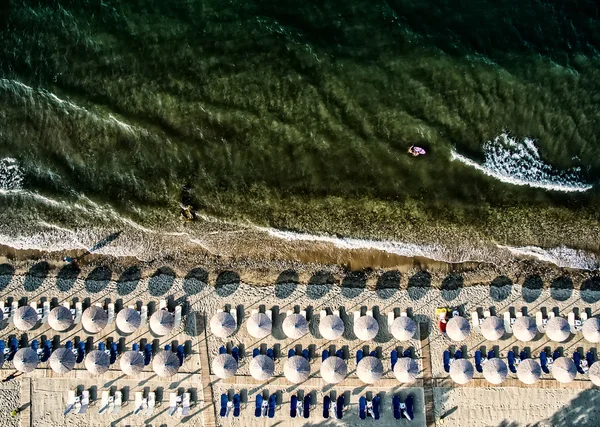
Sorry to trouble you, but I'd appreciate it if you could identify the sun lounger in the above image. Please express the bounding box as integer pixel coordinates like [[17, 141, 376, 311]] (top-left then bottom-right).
[[174, 305, 182, 328], [0, 340, 5, 366], [219, 346, 226, 355], [320, 310, 327, 319], [76, 341, 86, 363], [0, 301, 7, 318], [393, 395, 401, 419], [31, 339, 41, 360], [336, 395, 344, 419], [581, 312, 588, 322], [323, 395, 330, 419], [265, 309, 272, 322], [255, 394, 263, 417], [267, 348, 275, 360], [369, 350, 377, 358], [29, 301, 41, 322], [177, 344, 185, 366], [290, 395, 297, 418], [42, 339, 52, 362], [536, 311, 546, 333], [454, 350, 463, 360], [475, 350, 483, 373], [548, 311, 555, 320], [301, 348, 309, 360], [356, 349, 363, 364], [233, 394, 240, 417], [552, 350, 561, 362], [568, 312, 576, 334], [171, 393, 180, 417], [372, 396, 380, 420], [262, 396, 269, 417], [231, 347, 239, 362], [520, 350, 527, 362], [508, 351, 516, 373], [74, 302, 82, 324], [503, 312, 512, 333], [252, 348, 260, 358], [229, 306, 237, 326], [391, 349, 398, 369], [366, 310, 373, 318], [354, 311, 361, 323], [64, 390, 76, 416], [139, 305, 148, 328], [573, 351, 584, 374], [471, 311, 481, 332], [404, 395, 414, 420], [540, 351, 549, 374], [487, 350, 495, 360], [77, 390, 89, 415], [72, 393, 81, 414], [182, 393, 190, 416], [134, 392, 143, 415], [300, 310, 307, 320], [42, 301, 50, 324], [7, 337, 18, 361], [443, 350, 450, 373], [112, 391, 122, 415], [144, 344, 153, 365], [159, 299, 167, 311], [107, 303, 115, 325], [483, 310, 491, 319], [359, 396, 367, 420], [336, 349, 344, 359], [322, 349, 329, 361], [288, 348, 295, 358], [98, 391, 109, 415], [10, 301, 18, 321], [268, 394, 276, 418], [387, 312, 395, 328], [109, 342, 118, 364], [303, 394, 310, 419], [587, 351, 595, 368], [146, 392, 155, 416], [333, 309, 340, 318]]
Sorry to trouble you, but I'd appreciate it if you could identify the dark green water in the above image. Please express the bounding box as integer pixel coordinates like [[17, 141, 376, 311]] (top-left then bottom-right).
[[0, 0, 600, 253]]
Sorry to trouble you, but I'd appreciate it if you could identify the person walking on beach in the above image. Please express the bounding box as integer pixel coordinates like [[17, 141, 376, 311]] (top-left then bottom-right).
[[10, 408, 20, 417]]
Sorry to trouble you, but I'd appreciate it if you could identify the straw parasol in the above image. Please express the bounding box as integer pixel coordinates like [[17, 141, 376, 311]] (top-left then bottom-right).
[[85, 350, 110, 375], [120, 351, 145, 376], [319, 314, 345, 340], [391, 316, 417, 341], [512, 316, 537, 342], [589, 362, 600, 386], [249, 355, 274, 381], [284, 355, 311, 383], [546, 317, 570, 343], [48, 306, 73, 332], [583, 318, 600, 343], [150, 310, 175, 336], [246, 313, 272, 339], [283, 313, 309, 339], [552, 357, 577, 383], [483, 358, 508, 385], [357, 356, 383, 384], [320, 356, 347, 384], [82, 306, 108, 334], [449, 359, 474, 384], [446, 316, 470, 342], [212, 354, 238, 379], [13, 348, 38, 373], [517, 359, 541, 384], [354, 315, 379, 341], [116, 308, 141, 334], [13, 306, 38, 331], [49, 348, 76, 374], [393, 357, 418, 383], [481, 316, 505, 341], [210, 312, 237, 338], [153, 350, 180, 377]]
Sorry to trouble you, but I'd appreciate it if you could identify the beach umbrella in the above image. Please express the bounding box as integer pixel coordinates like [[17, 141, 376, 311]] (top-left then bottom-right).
[[150, 310, 175, 336], [283, 313, 309, 339], [354, 315, 379, 341], [357, 356, 383, 384], [449, 359, 474, 385], [517, 359, 541, 384], [48, 306, 73, 332], [246, 313, 272, 339], [446, 317, 470, 342], [583, 318, 600, 343], [320, 356, 347, 384], [513, 316, 537, 342], [85, 350, 110, 375], [153, 350, 180, 377], [13, 306, 38, 331], [393, 357, 418, 383], [481, 316, 505, 341], [589, 362, 600, 386], [249, 355, 274, 381], [391, 316, 417, 341], [120, 351, 145, 376], [546, 317, 570, 343], [116, 308, 141, 334], [82, 306, 108, 334], [319, 314, 345, 340], [212, 354, 238, 379], [483, 358, 508, 385], [13, 348, 38, 373], [49, 348, 76, 374], [284, 355, 310, 383], [210, 312, 237, 338], [552, 357, 577, 384]]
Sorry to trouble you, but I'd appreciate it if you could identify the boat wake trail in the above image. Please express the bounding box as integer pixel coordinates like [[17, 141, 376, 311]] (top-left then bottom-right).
[[450, 133, 592, 192]]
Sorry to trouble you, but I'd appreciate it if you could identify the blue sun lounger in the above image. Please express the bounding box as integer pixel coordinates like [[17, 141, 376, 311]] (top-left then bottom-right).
[[587, 351, 595, 368], [0, 340, 5, 366], [520, 350, 527, 361], [98, 342, 106, 352], [372, 396, 380, 420], [508, 351, 517, 373], [267, 348, 275, 360], [454, 350, 463, 360], [405, 395, 414, 420], [303, 394, 310, 419], [76, 341, 86, 363], [268, 394, 276, 418], [443, 350, 451, 373], [553, 350, 561, 361], [391, 350, 398, 370], [254, 394, 263, 418], [109, 342, 118, 364], [475, 350, 483, 373], [323, 395, 330, 418], [393, 395, 401, 419], [302, 349, 309, 360], [253, 348, 260, 358], [403, 349, 411, 358], [573, 351, 583, 374], [132, 343, 139, 352], [359, 396, 367, 420], [177, 345, 185, 366], [233, 394, 241, 417], [220, 394, 228, 417], [336, 349, 344, 359], [7, 337, 18, 362], [41, 339, 52, 363], [31, 340, 40, 360], [336, 395, 344, 419], [369, 350, 377, 358], [231, 347, 239, 362], [540, 351, 550, 374], [488, 350, 495, 360], [356, 349, 363, 364], [65, 340, 73, 352], [322, 350, 329, 362], [144, 344, 153, 365], [164, 344, 171, 352], [219, 346, 226, 355], [290, 395, 297, 418], [288, 349, 295, 358]]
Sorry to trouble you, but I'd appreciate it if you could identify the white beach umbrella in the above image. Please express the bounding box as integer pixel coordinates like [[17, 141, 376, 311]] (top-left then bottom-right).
[[391, 316, 417, 341], [449, 359, 474, 385], [212, 354, 238, 379], [583, 318, 600, 343], [284, 355, 310, 384], [546, 317, 570, 343], [82, 306, 108, 334], [283, 313, 309, 339], [210, 312, 237, 338], [354, 315, 379, 341], [357, 356, 383, 384], [150, 310, 175, 336], [589, 362, 600, 386], [13, 348, 38, 373], [153, 350, 180, 377], [120, 351, 145, 376], [481, 316, 505, 341], [517, 359, 541, 384], [512, 316, 537, 342], [116, 308, 141, 334], [320, 356, 347, 384], [85, 350, 110, 375], [13, 306, 38, 331], [250, 355, 275, 381], [552, 357, 577, 384], [48, 306, 74, 332], [393, 357, 418, 383], [246, 313, 272, 339], [483, 358, 508, 385], [49, 348, 76, 374], [446, 317, 470, 342], [319, 314, 345, 340]]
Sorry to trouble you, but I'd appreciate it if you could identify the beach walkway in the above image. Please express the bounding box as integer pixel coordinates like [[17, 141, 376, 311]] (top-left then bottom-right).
[[420, 322, 436, 427]]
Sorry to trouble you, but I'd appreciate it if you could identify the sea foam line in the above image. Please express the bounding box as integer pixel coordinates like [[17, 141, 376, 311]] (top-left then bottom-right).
[[497, 244, 599, 271]]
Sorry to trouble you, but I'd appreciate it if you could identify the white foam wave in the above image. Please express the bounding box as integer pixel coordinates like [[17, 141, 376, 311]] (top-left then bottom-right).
[[498, 244, 600, 271], [450, 133, 592, 192], [0, 158, 24, 191]]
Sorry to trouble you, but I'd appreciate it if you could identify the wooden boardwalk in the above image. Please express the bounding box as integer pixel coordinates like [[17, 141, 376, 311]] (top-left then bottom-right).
[[419, 322, 436, 427], [198, 312, 218, 427]]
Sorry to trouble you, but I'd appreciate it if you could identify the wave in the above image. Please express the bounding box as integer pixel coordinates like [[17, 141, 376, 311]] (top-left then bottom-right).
[[498, 244, 600, 271], [0, 158, 24, 191], [450, 133, 592, 192]]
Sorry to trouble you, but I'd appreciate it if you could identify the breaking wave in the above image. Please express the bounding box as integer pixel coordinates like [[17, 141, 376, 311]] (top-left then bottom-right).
[[498, 244, 600, 271], [0, 158, 24, 191]]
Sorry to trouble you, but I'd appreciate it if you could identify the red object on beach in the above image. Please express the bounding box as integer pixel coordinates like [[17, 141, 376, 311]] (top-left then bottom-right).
[[439, 320, 447, 333]]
